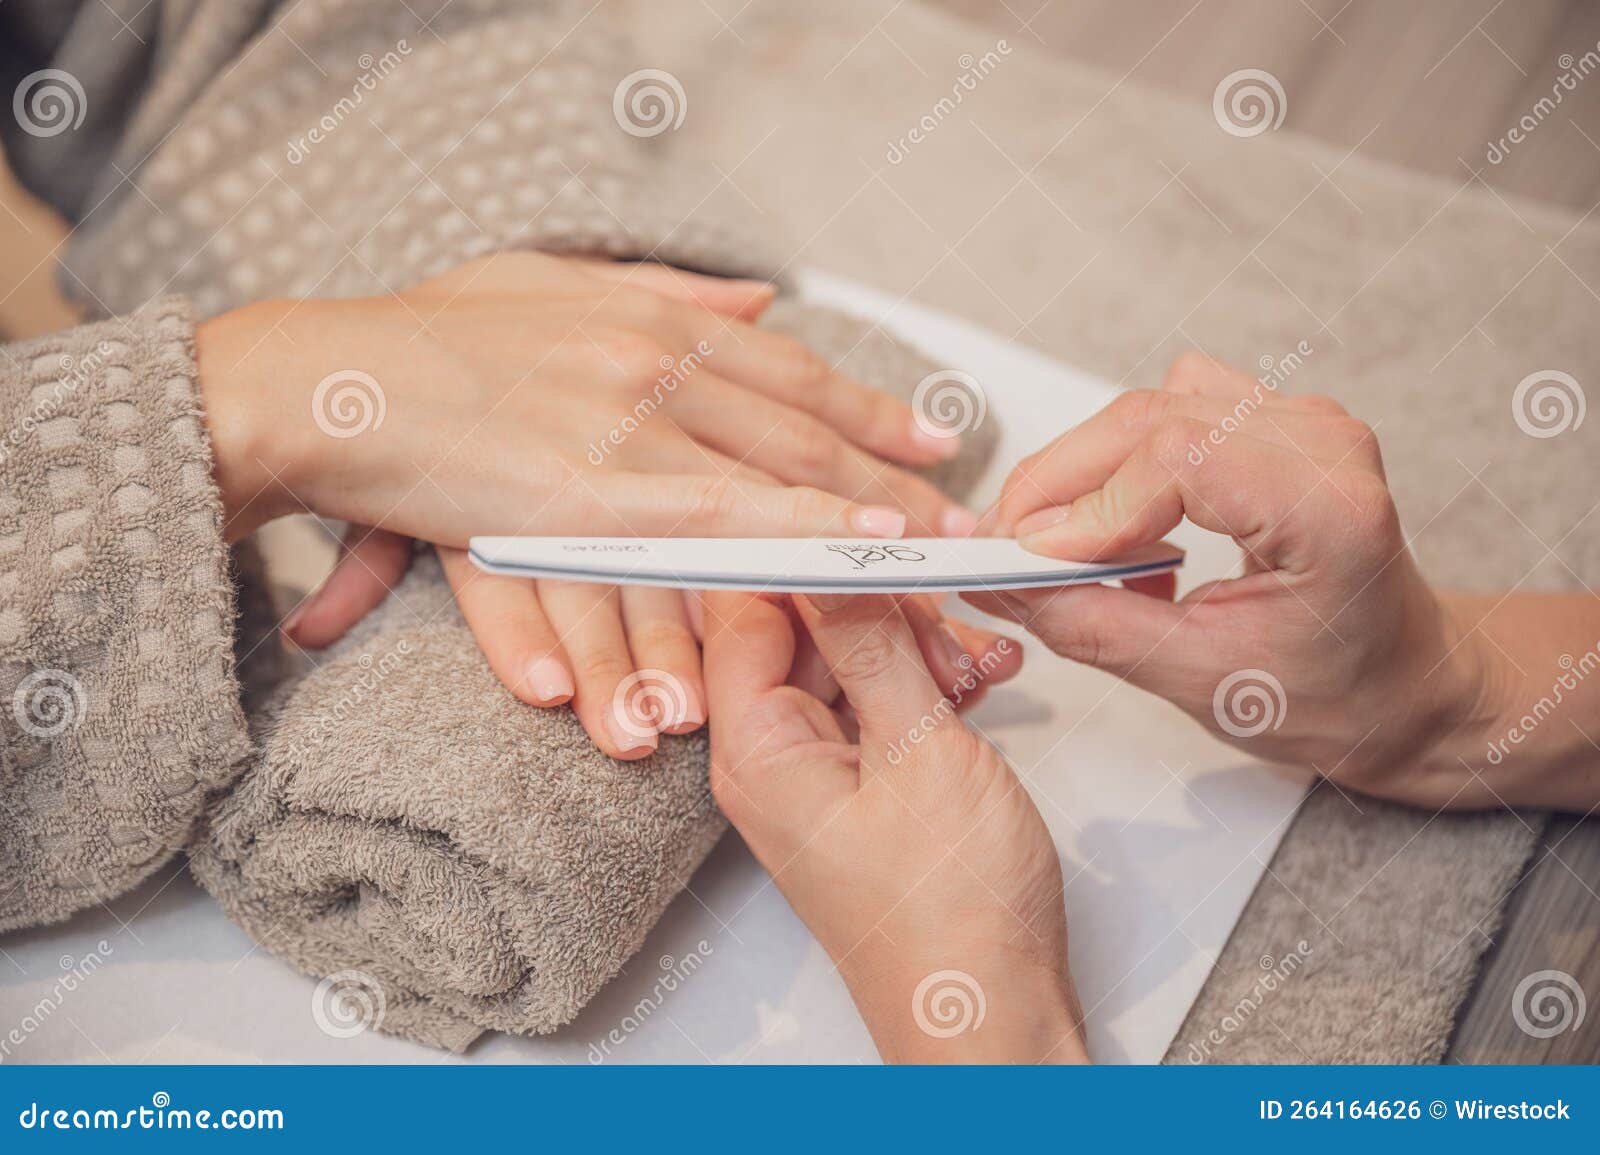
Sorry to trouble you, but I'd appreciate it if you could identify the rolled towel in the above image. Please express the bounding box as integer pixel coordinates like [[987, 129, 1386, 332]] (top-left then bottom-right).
[[190, 301, 999, 1050]]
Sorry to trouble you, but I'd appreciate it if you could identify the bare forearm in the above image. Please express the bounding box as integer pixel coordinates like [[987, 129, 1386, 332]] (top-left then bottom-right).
[[1428, 592, 1600, 811]]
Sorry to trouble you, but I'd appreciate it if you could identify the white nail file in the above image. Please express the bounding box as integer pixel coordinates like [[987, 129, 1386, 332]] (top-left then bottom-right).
[[467, 537, 1183, 593]]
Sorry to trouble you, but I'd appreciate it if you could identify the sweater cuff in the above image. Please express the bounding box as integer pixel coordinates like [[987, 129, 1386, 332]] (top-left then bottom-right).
[[0, 297, 251, 931]]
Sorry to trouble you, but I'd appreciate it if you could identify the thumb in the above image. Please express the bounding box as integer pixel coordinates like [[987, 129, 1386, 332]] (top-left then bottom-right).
[[574, 259, 777, 320]]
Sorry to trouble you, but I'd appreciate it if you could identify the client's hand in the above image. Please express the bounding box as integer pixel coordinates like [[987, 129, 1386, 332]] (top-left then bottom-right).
[[198, 251, 974, 545], [703, 590, 1086, 1061], [972, 353, 1502, 808]]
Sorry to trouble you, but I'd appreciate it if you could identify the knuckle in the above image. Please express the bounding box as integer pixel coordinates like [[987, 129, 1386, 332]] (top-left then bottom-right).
[[1147, 416, 1206, 469], [596, 330, 673, 386], [771, 335, 830, 383], [687, 476, 747, 528], [1338, 470, 1401, 543], [1108, 388, 1169, 431], [787, 421, 844, 480], [1291, 393, 1348, 416], [1164, 350, 1219, 391], [829, 627, 901, 688], [576, 651, 631, 686], [630, 619, 692, 657], [785, 485, 841, 530]]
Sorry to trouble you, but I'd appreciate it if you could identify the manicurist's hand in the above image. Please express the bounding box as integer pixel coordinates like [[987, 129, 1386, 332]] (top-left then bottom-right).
[[972, 353, 1600, 812], [702, 590, 1086, 1063]]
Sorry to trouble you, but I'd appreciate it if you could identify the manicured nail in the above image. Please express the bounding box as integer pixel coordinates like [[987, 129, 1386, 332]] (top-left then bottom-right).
[[909, 421, 962, 461], [851, 506, 907, 538], [1015, 505, 1074, 536], [523, 656, 574, 705], [605, 709, 658, 757], [663, 684, 706, 733], [941, 507, 980, 537]]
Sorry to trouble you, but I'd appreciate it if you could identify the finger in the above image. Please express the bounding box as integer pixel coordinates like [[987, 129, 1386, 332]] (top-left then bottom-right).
[[621, 428, 781, 486], [702, 591, 849, 784], [1164, 351, 1347, 416], [1123, 571, 1178, 600], [283, 525, 413, 649], [690, 319, 962, 468], [991, 390, 1376, 533], [1013, 426, 1326, 570], [571, 258, 777, 321], [619, 585, 706, 734], [945, 617, 1025, 687], [582, 473, 909, 539], [961, 583, 1189, 684], [671, 372, 972, 536], [791, 593, 948, 759], [899, 595, 981, 702], [538, 580, 656, 760], [438, 548, 574, 706]]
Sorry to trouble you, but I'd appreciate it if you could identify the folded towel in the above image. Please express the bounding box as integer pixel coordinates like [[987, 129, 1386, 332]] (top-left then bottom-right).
[[189, 299, 998, 1050]]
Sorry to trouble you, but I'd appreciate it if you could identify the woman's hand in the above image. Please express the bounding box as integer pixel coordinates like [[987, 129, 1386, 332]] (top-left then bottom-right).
[[196, 251, 978, 546], [286, 522, 1022, 758], [970, 353, 1600, 811], [702, 590, 1085, 1062]]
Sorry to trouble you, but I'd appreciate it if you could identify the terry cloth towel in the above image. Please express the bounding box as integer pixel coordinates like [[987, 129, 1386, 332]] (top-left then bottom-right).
[[627, 0, 1598, 1062], [191, 298, 996, 1051], [0, 0, 995, 1048]]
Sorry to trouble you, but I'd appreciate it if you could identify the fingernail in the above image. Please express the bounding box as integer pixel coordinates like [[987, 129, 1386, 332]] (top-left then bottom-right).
[[1015, 504, 1074, 536], [281, 603, 307, 637], [909, 421, 962, 461], [523, 656, 574, 705], [941, 507, 980, 537], [664, 684, 706, 732], [606, 709, 658, 757], [851, 506, 907, 538]]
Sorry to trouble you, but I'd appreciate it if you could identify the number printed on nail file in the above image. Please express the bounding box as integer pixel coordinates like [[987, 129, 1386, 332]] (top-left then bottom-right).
[[467, 537, 1183, 593]]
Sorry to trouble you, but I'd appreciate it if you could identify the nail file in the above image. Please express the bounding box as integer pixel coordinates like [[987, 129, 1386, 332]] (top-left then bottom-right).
[[467, 536, 1183, 593]]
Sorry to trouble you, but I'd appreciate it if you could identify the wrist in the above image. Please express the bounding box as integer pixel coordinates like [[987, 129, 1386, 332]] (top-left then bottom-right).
[[195, 298, 307, 540], [843, 950, 1087, 1064]]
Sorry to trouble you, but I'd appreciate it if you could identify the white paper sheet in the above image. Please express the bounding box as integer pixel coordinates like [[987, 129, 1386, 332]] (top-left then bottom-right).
[[0, 272, 1309, 1065]]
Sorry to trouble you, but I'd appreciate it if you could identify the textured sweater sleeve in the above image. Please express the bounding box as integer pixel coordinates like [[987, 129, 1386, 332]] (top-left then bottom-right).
[[0, 297, 250, 932]]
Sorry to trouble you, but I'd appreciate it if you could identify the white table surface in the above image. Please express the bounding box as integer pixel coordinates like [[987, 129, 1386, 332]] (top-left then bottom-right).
[[0, 273, 1310, 1064]]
